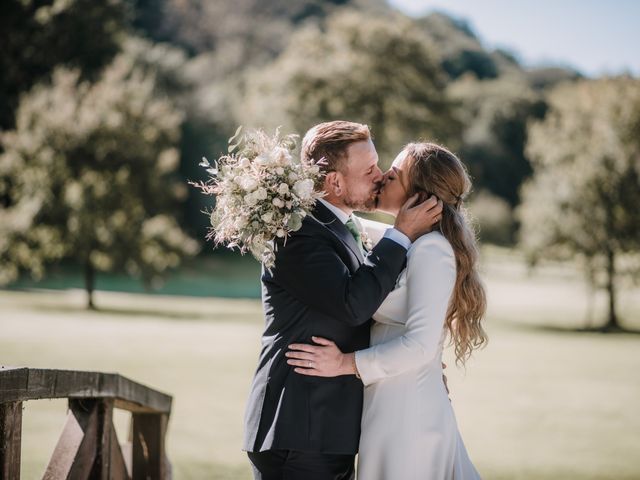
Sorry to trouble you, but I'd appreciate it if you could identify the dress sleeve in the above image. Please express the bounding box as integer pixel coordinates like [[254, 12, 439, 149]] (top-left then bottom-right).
[[355, 233, 456, 385]]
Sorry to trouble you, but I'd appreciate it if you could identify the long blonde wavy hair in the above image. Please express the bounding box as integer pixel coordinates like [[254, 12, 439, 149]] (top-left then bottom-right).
[[404, 142, 487, 366]]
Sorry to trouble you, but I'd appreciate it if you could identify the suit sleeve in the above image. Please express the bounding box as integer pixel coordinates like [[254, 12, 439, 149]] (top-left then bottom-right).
[[270, 226, 407, 327], [354, 234, 456, 385]]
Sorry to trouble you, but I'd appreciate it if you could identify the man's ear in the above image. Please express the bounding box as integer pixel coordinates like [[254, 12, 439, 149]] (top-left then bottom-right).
[[325, 171, 344, 197]]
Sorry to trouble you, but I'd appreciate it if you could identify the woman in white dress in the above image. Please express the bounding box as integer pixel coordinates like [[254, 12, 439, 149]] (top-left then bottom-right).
[[286, 142, 487, 479]]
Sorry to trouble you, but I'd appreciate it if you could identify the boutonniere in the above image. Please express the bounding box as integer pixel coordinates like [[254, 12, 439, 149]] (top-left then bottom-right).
[[361, 230, 373, 251]]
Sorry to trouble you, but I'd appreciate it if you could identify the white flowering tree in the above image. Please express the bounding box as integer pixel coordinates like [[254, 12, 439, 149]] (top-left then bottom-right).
[[518, 77, 640, 331], [0, 53, 199, 308]]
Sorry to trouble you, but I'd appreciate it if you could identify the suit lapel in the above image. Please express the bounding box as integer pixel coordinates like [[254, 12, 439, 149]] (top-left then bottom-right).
[[312, 202, 365, 264]]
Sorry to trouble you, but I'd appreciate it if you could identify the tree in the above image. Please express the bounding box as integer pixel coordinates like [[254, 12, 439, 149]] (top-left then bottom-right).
[[417, 12, 500, 80], [518, 77, 640, 331], [238, 9, 461, 164], [449, 75, 547, 208], [131, 0, 384, 64], [0, 53, 200, 308], [0, 0, 128, 131]]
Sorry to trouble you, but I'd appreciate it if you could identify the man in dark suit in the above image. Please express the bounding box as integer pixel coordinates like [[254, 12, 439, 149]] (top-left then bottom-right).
[[244, 121, 443, 479]]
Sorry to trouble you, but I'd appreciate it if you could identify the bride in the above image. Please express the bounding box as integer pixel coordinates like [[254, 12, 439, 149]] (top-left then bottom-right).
[[286, 142, 487, 479]]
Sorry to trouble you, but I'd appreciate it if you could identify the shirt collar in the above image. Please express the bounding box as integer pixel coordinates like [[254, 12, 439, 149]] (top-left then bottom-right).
[[318, 198, 351, 224]]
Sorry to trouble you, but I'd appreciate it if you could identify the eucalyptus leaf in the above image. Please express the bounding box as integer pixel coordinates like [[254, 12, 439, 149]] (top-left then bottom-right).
[[287, 213, 303, 231], [228, 125, 243, 145]]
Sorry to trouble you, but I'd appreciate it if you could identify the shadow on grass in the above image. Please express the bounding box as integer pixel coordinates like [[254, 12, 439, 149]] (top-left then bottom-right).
[[504, 320, 640, 336], [27, 304, 261, 324], [172, 461, 252, 480]]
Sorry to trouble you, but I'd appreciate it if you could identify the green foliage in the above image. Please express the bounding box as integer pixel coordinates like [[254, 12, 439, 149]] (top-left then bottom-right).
[[0, 0, 128, 130], [131, 0, 379, 71], [467, 190, 515, 246], [418, 12, 499, 80], [450, 75, 547, 206], [239, 9, 461, 164], [518, 77, 640, 328], [526, 66, 582, 91], [0, 52, 199, 297]]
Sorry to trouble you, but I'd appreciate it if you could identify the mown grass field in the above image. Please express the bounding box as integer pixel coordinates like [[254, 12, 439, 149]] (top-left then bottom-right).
[[1, 248, 639, 479]]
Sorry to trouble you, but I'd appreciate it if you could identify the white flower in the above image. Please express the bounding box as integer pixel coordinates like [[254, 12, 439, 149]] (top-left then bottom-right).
[[273, 147, 288, 164], [272, 198, 285, 208], [236, 216, 249, 229], [288, 172, 299, 182], [276, 228, 286, 237], [255, 154, 270, 166], [239, 158, 251, 169], [245, 193, 258, 206], [261, 212, 273, 223], [286, 201, 293, 209], [276, 167, 285, 175], [235, 175, 259, 192], [361, 230, 373, 251], [293, 179, 315, 200], [255, 187, 268, 200], [278, 183, 289, 195], [244, 176, 260, 192]]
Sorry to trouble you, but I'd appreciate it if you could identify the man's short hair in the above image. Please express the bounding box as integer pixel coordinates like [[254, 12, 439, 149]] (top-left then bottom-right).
[[301, 121, 371, 180]]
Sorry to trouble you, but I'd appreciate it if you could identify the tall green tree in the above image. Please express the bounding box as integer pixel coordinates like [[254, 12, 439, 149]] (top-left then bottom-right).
[[0, 53, 199, 308], [518, 77, 640, 330], [239, 9, 461, 164]]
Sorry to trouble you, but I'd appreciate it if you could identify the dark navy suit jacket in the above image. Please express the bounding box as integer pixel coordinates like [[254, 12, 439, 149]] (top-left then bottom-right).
[[243, 201, 407, 454]]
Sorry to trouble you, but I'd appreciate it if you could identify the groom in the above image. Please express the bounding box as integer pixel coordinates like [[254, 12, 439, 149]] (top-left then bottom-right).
[[243, 121, 443, 479]]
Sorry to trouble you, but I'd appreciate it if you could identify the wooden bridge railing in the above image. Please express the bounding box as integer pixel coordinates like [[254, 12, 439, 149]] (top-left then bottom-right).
[[0, 366, 172, 479]]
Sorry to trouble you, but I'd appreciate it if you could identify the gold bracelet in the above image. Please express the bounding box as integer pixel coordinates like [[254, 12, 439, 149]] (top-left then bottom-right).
[[352, 354, 361, 380]]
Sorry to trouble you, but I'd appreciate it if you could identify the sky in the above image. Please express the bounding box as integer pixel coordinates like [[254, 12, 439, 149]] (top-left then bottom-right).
[[388, 0, 640, 77]]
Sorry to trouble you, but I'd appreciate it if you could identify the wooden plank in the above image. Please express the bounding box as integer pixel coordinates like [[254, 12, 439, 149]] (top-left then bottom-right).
[[0, 368, 28, 404], [0, 401, 22, 480], [120, 441, 133, 479], [109, 423, 131, 480], [132, 413, 168, 480], [89, 399, 113, 480], [0, 368, 172, 414], [43, 399, 99, 480], [90, 398, 130, 480]]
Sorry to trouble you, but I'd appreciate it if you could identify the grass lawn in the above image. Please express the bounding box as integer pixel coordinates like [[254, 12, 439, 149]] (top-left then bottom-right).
[[1, 248, 639, 479]]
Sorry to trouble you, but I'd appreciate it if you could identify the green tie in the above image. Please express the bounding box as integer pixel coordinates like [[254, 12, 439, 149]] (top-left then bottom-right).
[[345, 217, 363, 250]]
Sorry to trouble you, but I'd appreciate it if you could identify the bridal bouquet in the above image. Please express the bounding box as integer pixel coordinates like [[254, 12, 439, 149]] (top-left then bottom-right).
[[191, 127, 325, 268]]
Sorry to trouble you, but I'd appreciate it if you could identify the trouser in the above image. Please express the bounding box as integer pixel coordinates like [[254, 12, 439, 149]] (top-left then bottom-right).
[[247, 449, 356, 480]]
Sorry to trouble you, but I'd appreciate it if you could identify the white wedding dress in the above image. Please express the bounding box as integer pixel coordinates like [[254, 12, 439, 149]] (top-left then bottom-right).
[[354, 218, 481, 480]]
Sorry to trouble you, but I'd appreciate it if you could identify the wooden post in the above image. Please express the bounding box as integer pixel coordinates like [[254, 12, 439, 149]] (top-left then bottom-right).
[[0, 401, 22, 480], [90, 399, 130, 480], [132, 413, 169, 480], [43, 399, 99, 479]]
